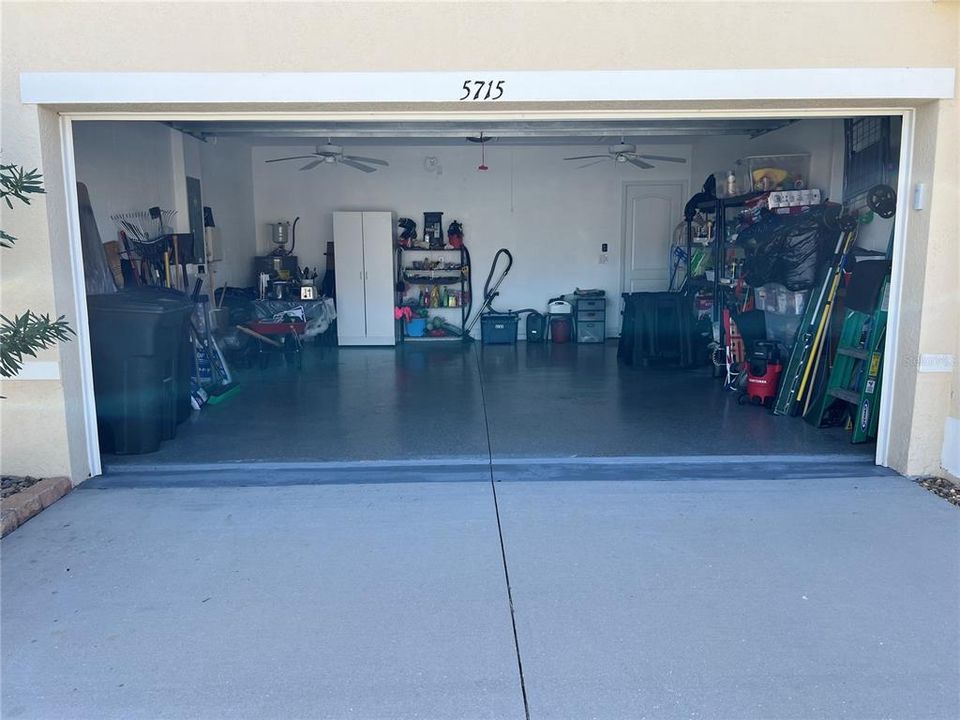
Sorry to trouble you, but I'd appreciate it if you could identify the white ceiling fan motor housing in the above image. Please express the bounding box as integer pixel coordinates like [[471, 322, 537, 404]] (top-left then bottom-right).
[[318, 143, 343, 158]]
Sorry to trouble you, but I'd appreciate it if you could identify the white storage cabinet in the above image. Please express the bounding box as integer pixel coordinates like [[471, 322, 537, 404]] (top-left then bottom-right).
[[333, 211, 396, 346]]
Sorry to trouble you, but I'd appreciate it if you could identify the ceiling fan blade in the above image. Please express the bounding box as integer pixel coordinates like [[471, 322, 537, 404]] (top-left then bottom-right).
[[343, 155, 389, 167], [635, 154, 687, 164], [339, 158, 377, 173], [627, 157, 655, 169], [265, 155, 318, 163], [577, 159, 609, 169], [563, 154, 609, 161], [299, 160, 323, 171]]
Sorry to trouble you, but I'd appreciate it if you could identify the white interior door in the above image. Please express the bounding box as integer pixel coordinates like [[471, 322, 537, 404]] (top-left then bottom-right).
[[621, 182, 685, 293], [360, 212, 396, 345], [333, 212, 367, 345]]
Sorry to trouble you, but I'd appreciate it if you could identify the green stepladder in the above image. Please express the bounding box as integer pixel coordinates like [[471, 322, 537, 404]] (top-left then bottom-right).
[[806, 278, 889, 443]]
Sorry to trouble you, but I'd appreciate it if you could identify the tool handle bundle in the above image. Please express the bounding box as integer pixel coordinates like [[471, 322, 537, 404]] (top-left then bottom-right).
[[110, 208, 188, 290], [773, 218, 860, 416]]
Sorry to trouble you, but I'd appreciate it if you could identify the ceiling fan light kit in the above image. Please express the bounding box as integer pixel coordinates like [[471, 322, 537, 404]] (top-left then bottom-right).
[[266, 142, 389, 173], [562, 142, 687, 170]]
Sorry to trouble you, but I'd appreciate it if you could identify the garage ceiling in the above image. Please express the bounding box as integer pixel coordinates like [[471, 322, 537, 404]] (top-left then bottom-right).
[[167, 119, 797, 146]]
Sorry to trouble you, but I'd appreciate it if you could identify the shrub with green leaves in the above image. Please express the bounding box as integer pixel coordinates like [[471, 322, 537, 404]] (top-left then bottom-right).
[[1, 163, 74, 378]]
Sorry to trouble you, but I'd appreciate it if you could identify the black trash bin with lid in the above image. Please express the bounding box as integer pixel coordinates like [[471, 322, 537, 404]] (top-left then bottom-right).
[[87, 288, 194, 454]]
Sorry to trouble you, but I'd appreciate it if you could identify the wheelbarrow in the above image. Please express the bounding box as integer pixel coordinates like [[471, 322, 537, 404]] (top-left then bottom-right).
[[238, 320, 306, 369]]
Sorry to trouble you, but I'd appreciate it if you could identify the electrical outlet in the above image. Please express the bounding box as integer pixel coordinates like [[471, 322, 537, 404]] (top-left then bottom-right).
[[918, 353, 955, 373], [599, 253, 609, 264]]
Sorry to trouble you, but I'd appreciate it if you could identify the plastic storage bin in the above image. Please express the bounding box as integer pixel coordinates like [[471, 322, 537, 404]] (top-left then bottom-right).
[[87, 288, 194, 454], [764, 312, 803, 350], [736, 154, 811, 193], [481, 313, 518, 344], [576, 321, 605, 343], [755, 283, 809, 316]]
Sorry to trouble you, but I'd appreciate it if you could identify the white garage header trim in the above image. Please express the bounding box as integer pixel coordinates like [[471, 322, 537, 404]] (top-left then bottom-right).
[[21, 69, 956, 105]]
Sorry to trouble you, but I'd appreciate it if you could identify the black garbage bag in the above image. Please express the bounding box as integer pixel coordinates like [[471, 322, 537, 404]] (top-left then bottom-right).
[[740, 209, 834, 291]]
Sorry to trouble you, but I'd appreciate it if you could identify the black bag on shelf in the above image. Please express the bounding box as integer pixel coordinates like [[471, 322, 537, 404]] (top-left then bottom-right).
[[740, 209, 832, 291]]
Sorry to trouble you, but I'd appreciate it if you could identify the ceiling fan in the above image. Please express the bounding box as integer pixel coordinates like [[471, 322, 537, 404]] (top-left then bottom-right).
[[564, 142, 686, 169], [265, 142, 389, 173]]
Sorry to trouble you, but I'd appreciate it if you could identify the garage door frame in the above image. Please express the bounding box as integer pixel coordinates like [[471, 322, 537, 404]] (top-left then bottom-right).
[[45, 96, 926, 477]]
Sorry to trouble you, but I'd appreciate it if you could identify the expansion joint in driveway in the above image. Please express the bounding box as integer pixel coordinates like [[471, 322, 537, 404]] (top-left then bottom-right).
[[473, 344, 531, 720]]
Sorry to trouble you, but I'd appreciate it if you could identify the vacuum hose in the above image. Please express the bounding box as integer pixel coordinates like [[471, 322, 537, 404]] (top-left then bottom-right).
[[287, 216, 299, 256], [462, 243, 474, 325], [482, 248, 513, 314]]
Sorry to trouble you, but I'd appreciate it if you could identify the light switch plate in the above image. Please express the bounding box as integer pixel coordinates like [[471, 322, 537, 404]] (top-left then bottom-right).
[[918, 353, 954, 373]]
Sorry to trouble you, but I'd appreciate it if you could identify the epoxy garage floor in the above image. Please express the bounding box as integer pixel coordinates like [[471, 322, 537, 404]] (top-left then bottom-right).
[[103, 342, 872, 468], [2, 464, 958, 719]]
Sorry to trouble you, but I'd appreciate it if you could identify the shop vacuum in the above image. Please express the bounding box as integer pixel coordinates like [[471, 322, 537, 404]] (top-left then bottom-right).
[[525, 311, 546, 342], [742, 341, 784, 406], [464, 248, 539, 344]]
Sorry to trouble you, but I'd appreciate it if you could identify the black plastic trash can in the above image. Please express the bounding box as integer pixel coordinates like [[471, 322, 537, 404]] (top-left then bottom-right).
[[87, 288, 194, 454], [618, 292, 696, 367]]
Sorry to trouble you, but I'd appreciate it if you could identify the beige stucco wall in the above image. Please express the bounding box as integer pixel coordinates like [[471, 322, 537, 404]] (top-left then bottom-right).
[[1, 1, 957, 481]]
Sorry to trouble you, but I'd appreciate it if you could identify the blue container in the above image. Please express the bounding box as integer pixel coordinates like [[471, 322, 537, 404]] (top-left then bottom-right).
[[406, 318, 427, 337]]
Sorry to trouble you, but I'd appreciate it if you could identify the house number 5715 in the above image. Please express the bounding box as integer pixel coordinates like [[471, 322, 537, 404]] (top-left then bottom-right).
[[459, 80, 506, 101]]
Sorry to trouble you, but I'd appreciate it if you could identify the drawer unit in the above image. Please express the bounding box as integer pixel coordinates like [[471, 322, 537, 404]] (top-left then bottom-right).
[[573, 296, 606, 343], [577, 309, 605, 323], [576, 298, 606, 311], [576, 320, 606, 343]]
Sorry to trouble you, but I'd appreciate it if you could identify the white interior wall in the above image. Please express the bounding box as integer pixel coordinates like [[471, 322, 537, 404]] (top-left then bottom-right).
[[72, 121, 177, 247], [195, 138, 257, 288], [690, 118, 843, 204], [72, 122, 256, 289], [252, 143, 692, 337], [76, 118, 873, 317], [183, 134, 202, 179]]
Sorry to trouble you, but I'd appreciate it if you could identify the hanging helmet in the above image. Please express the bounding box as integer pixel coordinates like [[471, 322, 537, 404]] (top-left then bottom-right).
[[447, 220, 464, 248], [398, 217, 418, 241]]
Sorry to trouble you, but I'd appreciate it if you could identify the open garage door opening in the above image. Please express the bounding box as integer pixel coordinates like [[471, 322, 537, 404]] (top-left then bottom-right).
[[69, 116, 903, 470]]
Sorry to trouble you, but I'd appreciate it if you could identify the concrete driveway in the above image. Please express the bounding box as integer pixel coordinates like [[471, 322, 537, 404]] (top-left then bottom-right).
[[2, 459, 958, 719]]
